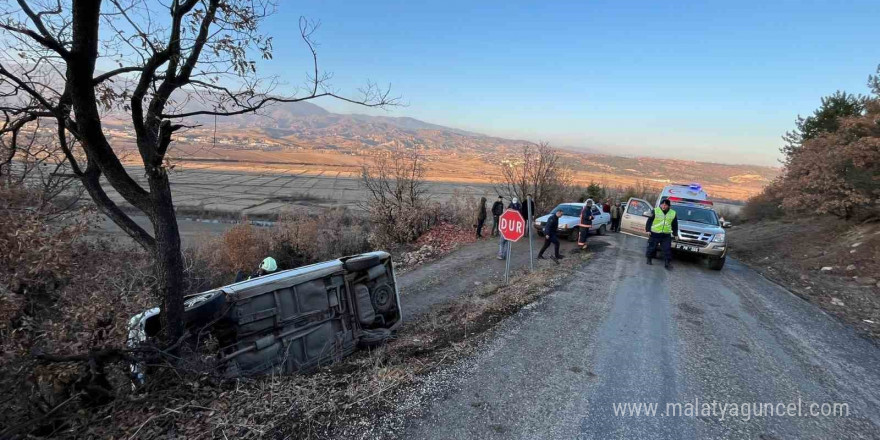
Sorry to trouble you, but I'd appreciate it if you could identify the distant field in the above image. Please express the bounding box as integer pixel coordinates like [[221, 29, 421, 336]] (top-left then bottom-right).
[[103, 164, 499, 218], [101, 161, 745, 226], [146, 146, 771, 203]]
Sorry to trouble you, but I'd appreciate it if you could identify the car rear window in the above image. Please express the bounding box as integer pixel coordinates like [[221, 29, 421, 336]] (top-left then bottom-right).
[[551, 205, 582, 217]]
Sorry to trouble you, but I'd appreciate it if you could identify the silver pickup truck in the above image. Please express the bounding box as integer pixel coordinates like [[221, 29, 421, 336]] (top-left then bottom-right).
[[620, 197, 730, 270], [128, 251, 402, 381]]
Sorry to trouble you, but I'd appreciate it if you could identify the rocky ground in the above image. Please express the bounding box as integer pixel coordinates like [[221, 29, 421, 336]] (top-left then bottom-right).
[[728, 217, 880, 340]]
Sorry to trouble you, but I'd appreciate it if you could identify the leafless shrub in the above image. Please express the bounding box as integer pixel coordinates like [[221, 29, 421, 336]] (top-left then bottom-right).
[[495, 142, 574, 213], [360, 148, 433, 248], [189, 208, 372, 289]]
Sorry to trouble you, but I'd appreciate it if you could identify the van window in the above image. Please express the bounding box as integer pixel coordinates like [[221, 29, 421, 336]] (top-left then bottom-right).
[[627, 200, 652, 216]]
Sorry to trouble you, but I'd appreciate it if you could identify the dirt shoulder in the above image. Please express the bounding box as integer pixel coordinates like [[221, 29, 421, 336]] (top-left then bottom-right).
[[728, 217, 880, 340]]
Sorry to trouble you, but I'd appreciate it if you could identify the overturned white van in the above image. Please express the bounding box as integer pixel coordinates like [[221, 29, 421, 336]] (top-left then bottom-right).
[[128, 251, 402, 382]]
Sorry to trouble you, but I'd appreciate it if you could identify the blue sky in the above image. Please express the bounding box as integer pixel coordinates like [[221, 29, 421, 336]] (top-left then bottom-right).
[[256, 1, 880, 166]]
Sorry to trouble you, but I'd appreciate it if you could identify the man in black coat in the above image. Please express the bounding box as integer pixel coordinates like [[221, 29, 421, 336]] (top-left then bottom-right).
[[491, 196, 504, 237], [537, 210, 564, 264]]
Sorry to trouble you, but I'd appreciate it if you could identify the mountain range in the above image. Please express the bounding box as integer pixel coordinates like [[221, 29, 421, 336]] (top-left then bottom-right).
[[103, 100, 778, 201]]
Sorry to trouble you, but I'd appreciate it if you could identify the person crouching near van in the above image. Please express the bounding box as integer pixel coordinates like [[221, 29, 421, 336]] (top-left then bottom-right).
[[645, 198, 678, 269], [577, 200, 594, 251]]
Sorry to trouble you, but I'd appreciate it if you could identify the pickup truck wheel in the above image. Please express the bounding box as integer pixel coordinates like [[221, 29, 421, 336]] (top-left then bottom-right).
[[344, 255, 382, 272], [597, 224, 606, 236], [567, 227, 579, 242], [708, 257, 726, 271]]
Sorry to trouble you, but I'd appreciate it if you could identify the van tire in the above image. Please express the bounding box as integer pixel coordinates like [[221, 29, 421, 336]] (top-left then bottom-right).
[[708, 257, 726, 271], [344, 255, 382, 272], [567, 227, 579, 242], [597, 224, 606, 236], [370, 283, 395, 314]]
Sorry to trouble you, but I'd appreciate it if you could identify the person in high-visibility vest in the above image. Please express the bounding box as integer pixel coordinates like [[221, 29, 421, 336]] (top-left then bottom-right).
[[645, 198, 678, 269]]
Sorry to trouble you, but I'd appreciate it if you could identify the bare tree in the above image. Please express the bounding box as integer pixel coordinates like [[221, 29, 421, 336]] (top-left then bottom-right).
[[0, 1, 397, 344], [495, 142, 572, 213], [360, 147, 428, 245]]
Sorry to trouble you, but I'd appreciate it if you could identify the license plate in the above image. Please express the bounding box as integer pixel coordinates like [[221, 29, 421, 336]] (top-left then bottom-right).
[[675, 244, 698, 252]]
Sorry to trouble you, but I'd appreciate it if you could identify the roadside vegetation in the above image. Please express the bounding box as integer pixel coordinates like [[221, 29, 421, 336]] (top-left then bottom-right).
[[733, 64, 880, 340]]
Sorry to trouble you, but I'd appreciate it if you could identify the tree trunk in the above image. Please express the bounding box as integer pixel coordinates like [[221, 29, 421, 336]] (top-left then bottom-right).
[[148, 171, 185, 345]]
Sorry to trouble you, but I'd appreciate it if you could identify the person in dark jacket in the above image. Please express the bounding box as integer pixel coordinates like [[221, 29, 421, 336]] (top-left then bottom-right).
[[577, 200, 594, 251], [509, 197, 522, 212], [491, 196, 504, 237], [609, 200, 622, 232], [475, 197, 487, 238], [645, 198, 679, 269], [537, 210, 564, 263]]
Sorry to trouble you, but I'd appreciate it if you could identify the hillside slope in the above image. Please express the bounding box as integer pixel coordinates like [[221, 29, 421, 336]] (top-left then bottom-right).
[[729, 218, 880, 340]]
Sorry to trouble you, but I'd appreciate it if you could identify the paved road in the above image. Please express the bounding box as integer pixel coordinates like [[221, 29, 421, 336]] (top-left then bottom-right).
[[397, 233, 588, 319], [402, 233, 880, 439]]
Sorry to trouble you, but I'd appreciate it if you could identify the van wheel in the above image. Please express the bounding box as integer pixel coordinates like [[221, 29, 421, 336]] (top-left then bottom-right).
[[708, 257, 726, 271], [567, 227, 579, 242], [597, 224, 606, 236], [370, 283, 395, 313]]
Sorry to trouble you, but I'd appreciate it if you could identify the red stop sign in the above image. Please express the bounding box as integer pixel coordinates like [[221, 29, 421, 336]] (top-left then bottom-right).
[[499, 209, 526, 242]]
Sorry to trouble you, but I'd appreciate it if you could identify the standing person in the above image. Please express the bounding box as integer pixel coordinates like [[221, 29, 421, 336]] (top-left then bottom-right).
[[537, 210, 564, 263], [497, 197, 522, 260], [645, 198, 678, 269], [609, 200, 622, 232], [491, 196, 504, 237], [475, 197, 487, 238], [509, 197, 522, 212], [603, 199, 611, 214], [577, 200, 594, 251]]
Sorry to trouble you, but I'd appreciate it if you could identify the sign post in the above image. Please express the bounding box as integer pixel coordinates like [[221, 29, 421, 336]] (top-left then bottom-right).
[[527, 195, 534, 271], [499, 209, 526, 284]]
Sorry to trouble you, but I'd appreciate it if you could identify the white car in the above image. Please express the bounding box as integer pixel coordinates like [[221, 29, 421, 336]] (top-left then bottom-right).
[[534, 201, 611, 241]]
